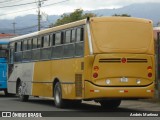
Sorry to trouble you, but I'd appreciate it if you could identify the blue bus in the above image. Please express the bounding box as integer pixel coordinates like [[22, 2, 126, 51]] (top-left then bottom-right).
[[0, 40, 9, 95]]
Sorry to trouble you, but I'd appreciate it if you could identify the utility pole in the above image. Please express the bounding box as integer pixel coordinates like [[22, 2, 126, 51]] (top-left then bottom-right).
[[12, 22, 16, 34], [37, 0, 41, 31]]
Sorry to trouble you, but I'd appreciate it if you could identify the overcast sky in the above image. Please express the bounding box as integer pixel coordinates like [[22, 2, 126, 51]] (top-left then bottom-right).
[[0, 0, 160, 19]]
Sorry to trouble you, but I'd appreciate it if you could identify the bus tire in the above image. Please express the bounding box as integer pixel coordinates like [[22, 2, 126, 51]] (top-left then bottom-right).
[[54, 82, 66, 108], [4, 89, 8, 96], [17, 82, 29, 102], [99, 100, 121, 109]]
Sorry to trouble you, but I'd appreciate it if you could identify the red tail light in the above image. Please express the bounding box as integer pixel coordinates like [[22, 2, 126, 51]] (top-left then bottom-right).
[[121, 58, 127, 63], [148, 73, 152, 78], [93, 73, 98, 78]]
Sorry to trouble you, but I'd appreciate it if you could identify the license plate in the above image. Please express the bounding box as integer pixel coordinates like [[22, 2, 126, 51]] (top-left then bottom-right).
[[120, 77, 128, 82]]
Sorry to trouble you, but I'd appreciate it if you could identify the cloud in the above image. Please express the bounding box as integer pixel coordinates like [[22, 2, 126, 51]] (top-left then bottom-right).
[[0, 0, 160, 19]]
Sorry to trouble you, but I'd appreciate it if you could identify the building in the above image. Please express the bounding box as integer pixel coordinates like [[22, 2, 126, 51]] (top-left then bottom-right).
[[0, 33, 16, 39], [153, 27, 160, 40]]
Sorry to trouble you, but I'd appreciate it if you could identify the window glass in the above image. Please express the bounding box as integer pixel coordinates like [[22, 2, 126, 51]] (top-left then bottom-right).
[[23, 51, 31, 61], [52, 46, 63, 59], [15, 52, 22, 62], [71, 29, 76, 42], [43, 35, 50, 47], [51, 34, 55, 46], [23, 40, 28, 51], [32, 49, 40, 60], [76, 27, 84, 42], [17, 41, 22, 52], [63, 44, 75, 58], [41, 48, 51, 60], [15, 42, 17, 52], [75, 42, 84, 57], [32, 38, 37, 49], [65, 30, 71, 43], [28, 39, 32, 50], [0, 50, 8, 58], [81, 28, 84, 41], [37, 37, 41, 48], [55, 33, 61, 45]]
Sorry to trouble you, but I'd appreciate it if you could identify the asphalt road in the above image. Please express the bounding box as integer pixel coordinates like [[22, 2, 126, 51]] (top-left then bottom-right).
[[0, 91, 160, 119]]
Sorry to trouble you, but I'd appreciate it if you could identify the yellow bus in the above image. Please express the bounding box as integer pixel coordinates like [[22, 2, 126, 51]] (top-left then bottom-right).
[[7, 17, 155, 108]]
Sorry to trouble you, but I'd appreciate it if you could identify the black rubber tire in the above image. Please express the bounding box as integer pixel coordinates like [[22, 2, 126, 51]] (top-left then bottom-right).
[[54, 82, 66, 108], [17, 82, 29, 102], [99, 100, 121, 109], [4, 89, 9, 96]]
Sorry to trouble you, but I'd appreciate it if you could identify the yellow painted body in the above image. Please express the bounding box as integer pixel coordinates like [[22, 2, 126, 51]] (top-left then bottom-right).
[[32, 58, 84, 99], [31, 17, 155, 100]]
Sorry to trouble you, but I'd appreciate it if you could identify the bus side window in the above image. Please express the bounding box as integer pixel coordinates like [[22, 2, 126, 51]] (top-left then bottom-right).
[[32, 38, 38, 49], [75, 27, 84, 57], [76, 27, 84, 42], [71, 29, 76, 42], [52, 32, 63, 59], [37, 37, 42, 48], [65, 30, 71, 43], [42, 35, 50, 47], [61, 32, 64, 44], [81, 28, 84, 41], [55, 33, 61, 45], [28, 39, 32, 50], [15, 41, 22, 62], [41, 35, 51, 60], [51, 34, 55, 46], [23, 40, 28, 51], [15, 42, 17, 52], [17, 41, 22, 52]]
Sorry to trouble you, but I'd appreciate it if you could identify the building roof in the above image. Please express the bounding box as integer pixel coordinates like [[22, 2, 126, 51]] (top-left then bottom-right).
[[0, 33, 16, 39]]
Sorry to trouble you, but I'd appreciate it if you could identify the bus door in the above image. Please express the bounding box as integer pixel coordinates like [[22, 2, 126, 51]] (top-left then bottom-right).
[[8, 47, 14, 78]]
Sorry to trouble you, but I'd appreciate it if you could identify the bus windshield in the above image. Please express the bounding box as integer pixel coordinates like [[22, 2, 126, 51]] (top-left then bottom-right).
[[0, 44, 8, 58], [0, 49, 8, 58], [90, 18, 153, 54]]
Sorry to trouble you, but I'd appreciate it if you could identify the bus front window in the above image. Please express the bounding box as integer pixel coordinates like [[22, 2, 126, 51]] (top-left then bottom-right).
[[0, 50, 8, 58]]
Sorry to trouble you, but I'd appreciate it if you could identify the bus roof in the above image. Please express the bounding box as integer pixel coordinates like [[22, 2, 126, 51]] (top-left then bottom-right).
[[0, 39, 9, 44], [9, 16, 152, 43], [9, 19, 87, 42]]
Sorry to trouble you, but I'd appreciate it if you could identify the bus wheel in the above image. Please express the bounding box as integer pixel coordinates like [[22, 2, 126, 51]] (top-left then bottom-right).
[[54, 82, 66, 108], [17, 83, 29, 102], [99, 100, 121, 109], [4, 90, 9, 96]]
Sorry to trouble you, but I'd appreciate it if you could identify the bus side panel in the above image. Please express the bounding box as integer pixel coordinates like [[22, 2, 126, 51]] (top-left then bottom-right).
[[7, 63, 34, 95], [32, 61, 52, 97], [51, 58, 84, 99]]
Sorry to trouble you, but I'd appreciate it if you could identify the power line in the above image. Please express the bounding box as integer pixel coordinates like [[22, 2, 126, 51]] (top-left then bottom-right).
[[0, 0, 15, 4], [42, 0, 69, 8], [0, 1, 37, 9], [0, 0, 25, 4], [0, 0, 70, 17], [0, 8, 37, 16]]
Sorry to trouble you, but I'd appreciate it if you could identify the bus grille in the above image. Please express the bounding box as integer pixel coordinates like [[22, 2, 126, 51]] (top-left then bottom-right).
[[75, 74, 82, 97], [99, 58, 147, 63]]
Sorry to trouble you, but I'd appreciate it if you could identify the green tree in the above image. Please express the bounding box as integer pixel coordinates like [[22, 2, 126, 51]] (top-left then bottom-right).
[[51, 9, 97, 27], [112, 14, 131, 17]]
